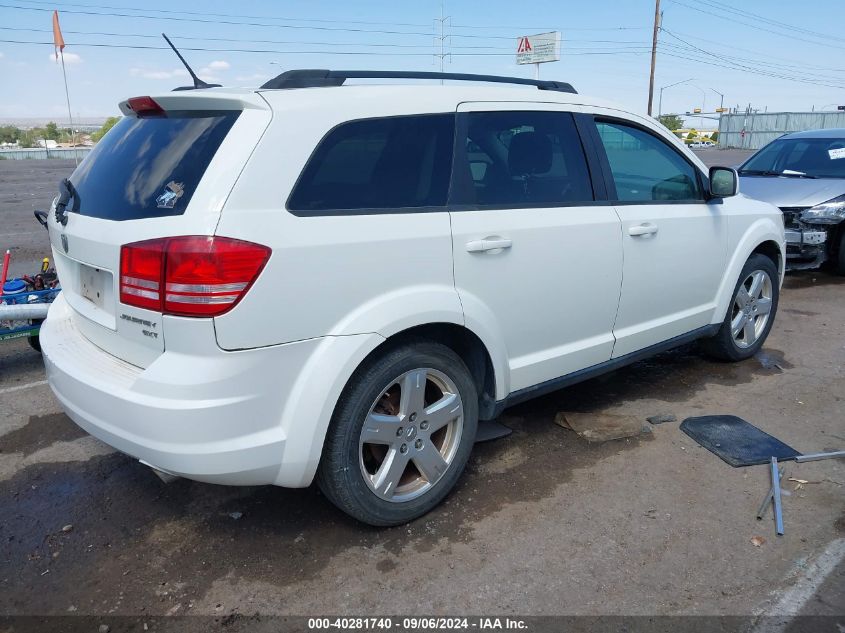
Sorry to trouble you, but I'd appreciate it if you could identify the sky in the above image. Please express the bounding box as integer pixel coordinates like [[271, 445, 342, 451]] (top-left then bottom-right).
[[0, 0, 844, 123]]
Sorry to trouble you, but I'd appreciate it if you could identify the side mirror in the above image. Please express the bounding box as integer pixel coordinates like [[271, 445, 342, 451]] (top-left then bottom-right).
[[709, 166, 738, 198]]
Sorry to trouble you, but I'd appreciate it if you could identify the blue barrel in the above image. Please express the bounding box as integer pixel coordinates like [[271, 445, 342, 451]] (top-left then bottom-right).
[[2, 279, 27, 295]]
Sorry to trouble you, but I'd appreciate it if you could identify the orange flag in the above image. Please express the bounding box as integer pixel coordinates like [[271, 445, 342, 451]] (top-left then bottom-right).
[[52, 10, 65, 60]]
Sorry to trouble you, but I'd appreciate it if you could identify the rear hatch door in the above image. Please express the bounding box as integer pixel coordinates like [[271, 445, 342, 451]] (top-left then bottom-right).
[[48, 91, 271, 367]]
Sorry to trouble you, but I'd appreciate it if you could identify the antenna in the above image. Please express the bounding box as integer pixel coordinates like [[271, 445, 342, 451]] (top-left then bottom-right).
[[161, 33, 221, 90]]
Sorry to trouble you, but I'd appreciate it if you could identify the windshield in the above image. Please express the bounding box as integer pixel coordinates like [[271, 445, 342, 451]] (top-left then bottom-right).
[[739, 137, 845, 179], [68, 110, 239, 220]]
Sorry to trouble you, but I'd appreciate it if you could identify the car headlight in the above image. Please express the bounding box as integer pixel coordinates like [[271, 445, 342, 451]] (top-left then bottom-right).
[[800, 194, 845, 224]]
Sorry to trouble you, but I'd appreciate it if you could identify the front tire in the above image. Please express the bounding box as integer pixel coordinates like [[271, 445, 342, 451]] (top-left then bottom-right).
[[702, 253, 779, 361], [317, 340, 478, 527]]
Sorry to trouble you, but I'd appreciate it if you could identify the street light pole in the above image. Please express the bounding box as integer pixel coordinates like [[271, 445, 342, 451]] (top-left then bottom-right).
[[710, 87, 725, 111], [658, 77, 695, 117]]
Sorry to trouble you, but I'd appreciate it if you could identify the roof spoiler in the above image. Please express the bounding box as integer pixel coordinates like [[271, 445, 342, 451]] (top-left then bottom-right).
[[260, 69, 576, 94]]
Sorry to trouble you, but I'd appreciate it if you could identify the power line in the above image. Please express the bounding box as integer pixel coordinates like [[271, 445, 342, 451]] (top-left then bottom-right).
[[0, 3, 663, 44], [692, 0, 839, 42], [0, 38, 653, 57], [0, 3, 439, 37], [661, 51, 845, 90], [0, 26, 652, 52], [659, 29, 845, 87], [659, 41, 845, 84], [0, 26, 435, 48], [12, 0, 650, 33], [666, 0, 845, 52], [11, 0, 435, 28], [451, 24, 648, 31], [664, 29, 845, 74], [657, 47, 845, 90]]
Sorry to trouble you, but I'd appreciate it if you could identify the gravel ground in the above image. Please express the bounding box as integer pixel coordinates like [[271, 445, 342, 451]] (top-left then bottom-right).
[[0, 159, 74, 279], [1, 156, 842, 630]]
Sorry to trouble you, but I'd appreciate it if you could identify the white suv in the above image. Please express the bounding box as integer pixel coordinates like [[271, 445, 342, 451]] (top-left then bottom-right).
[[40, 70, 785, 526]]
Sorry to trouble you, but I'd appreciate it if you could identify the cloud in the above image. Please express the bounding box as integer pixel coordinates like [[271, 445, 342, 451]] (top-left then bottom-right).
[[49, 51, 82, 64], [129, 67, 188, 80], [0, 52, 4, 59], [197, 61, 230, 82], [127, 61, 228, 84], [235, 73, 266, 83]]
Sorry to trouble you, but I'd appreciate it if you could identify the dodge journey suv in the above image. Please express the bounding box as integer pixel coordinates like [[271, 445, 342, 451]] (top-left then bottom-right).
[[41, 70, 785, 526]]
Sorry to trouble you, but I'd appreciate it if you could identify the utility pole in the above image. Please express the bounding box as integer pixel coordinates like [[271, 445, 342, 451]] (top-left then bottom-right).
[[647, 0, 661, 116]]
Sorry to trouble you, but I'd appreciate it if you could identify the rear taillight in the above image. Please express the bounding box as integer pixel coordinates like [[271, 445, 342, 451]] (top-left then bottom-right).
[[120, 236, 270, 317], [120, 240, 164, 311]]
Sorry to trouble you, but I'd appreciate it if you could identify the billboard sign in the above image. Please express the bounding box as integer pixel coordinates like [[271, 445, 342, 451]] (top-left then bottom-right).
[[516, 32, 561, 65]]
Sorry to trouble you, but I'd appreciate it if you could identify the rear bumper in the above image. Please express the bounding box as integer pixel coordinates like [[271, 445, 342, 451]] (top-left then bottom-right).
[[41, 294, 330, 486]]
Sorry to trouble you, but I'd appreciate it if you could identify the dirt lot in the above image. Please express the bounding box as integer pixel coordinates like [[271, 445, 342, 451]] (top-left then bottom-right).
[[1, 158, 842, 630]]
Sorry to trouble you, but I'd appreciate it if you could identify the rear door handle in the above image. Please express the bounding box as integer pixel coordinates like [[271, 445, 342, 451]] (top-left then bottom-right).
[[466, 238, 513, 253], [628, 223, 659, 237]]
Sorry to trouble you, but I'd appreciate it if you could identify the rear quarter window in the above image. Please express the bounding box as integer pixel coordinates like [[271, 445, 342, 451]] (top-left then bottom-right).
[[287, 114, 455, 214], [68, 111, 239, 221]]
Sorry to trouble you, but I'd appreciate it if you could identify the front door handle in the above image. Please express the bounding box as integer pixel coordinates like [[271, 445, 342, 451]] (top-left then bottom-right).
[[628, 223, 659, 237], [466, 237, 513, 253]]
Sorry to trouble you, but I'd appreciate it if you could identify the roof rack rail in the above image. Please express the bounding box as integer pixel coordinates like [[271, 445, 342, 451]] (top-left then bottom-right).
[[259, 69, 577, 94]]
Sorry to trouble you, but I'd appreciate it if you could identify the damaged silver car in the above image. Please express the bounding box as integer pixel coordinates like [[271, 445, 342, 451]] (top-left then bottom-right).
[[739, 128, 845, 273]]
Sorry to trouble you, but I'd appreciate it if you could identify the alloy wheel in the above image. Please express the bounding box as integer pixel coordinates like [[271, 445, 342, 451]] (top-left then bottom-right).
[[359, 368, 464, 503], [730, 269, 773, 349]]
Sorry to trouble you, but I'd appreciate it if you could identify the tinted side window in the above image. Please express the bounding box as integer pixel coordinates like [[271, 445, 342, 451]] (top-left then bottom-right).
[[596, 121, 703, 202], [454, 111, 594, 206], [288, 114, 454, 213]]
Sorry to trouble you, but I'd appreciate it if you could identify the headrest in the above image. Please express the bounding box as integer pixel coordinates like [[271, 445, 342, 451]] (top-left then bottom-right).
[[508, 131, 553, 176]]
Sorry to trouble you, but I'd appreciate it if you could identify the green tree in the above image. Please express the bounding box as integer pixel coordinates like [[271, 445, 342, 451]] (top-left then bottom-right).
[[19, 128, 45, 148], [657, 114, 684, 131], [0, 125, 21, 144], [91, 116, 121, 143], [710, 130, 719, 143], [44, 121, 60, 140]]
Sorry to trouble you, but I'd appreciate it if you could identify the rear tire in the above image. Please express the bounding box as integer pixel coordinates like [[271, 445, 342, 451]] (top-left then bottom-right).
[[27, 319, 43, 353], [27, 334, 41, 353], [702, 253, 779, 361], [317, 340, 478, 527]]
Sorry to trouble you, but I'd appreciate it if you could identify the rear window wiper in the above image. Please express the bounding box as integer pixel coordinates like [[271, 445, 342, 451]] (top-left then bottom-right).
[[55, 178, 79, 226]]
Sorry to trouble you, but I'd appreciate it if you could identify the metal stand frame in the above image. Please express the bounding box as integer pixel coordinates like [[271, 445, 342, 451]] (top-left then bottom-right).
[[756, 450, 844, 536]]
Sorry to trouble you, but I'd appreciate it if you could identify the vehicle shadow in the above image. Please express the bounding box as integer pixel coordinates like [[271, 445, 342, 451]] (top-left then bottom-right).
[[783, 267, 845, 289], [0, 342, 789, 615]]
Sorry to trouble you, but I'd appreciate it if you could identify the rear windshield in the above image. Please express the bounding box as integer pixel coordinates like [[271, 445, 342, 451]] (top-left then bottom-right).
[[68, 110, 239, 220]]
